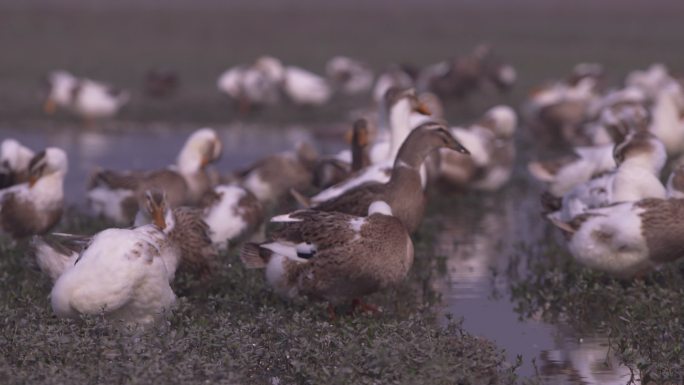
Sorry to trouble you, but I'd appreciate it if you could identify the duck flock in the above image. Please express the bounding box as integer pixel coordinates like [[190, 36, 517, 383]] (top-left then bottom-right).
[[2, 49, 684, 327]]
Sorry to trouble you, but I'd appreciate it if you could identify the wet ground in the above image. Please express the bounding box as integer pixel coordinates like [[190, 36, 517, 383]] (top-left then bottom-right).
[[3, 1, 684, 383]]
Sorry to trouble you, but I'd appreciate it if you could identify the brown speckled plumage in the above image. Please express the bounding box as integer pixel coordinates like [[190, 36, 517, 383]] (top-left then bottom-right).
[[636, 198, 684, 264], [169, 207, 218, 277], [242, 209, 413, 305]]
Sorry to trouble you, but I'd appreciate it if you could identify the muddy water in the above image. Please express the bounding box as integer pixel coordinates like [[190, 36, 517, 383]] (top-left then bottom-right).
[[2, 124, 636, 384]]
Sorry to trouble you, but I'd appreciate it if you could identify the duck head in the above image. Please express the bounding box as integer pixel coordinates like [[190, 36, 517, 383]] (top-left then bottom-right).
[[140, 190, 176, 232], [395, 121, 470, 169], [177, 128, 222, 173], [27, 147, 68, 188], [43, 70, 77, 115], [476, 105, 517, 139], [254, 56, 285, 83]]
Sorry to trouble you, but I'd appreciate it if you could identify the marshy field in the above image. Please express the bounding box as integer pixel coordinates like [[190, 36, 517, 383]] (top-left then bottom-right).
[[1, 1, 684, 384]]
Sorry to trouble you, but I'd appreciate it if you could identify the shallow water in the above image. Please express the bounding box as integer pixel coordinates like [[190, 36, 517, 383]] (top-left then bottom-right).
[[1, 123, 637, 384]]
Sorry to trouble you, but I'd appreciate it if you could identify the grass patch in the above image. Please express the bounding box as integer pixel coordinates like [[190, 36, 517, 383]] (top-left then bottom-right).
[[0, 210, 527, 384], [509, 241, 684, 384]]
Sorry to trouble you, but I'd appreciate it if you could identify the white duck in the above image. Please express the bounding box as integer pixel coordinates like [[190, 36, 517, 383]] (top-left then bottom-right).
[[217, 56, 284, 113], [326, 56, 374, 95], [550, 197, 684, 278], [49, 191, 180, 325], [0, 148, 68, 238], [282, 65, 332, 106], [0, 139, 35, 189], [649, 81, 684, 158], [44, 70, 129, 122], [549, 131, 667, 222]]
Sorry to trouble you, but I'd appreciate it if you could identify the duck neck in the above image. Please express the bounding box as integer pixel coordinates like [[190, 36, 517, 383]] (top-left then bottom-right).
[[31, 172, 65, 204], [388, 99, 413, 162]]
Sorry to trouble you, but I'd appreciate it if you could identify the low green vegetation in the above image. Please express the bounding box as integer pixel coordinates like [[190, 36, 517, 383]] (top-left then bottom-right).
[[510, 242, 684, 384], [0, 211, 526, 385]]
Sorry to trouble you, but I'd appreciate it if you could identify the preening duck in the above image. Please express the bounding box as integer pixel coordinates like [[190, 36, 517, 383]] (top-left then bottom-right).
[[49, 194, 179, 325], [0, 148, 67, 239], [88, 128, 222, 224], [240, 201, 413, 316], [0, 138, 35, 189]]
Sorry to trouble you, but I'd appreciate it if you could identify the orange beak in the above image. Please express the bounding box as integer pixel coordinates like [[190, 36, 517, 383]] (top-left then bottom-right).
[[414, 102, 432, 116], [43, 98, 57, 115], [152, 206, 166, 230], [28, 175, 39, 188]]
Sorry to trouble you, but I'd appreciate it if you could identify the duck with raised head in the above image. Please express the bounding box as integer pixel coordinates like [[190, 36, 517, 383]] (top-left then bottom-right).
[[548, 131, 667, 222], [312, 118, 372, 189], [240, 201, 413, 317], [304, 122, 470, 233], [44, 70, 129, 123], [48, 191, 180, 325], [217, 56, 285, 114], [0, 148, 67, 239], [434, 105, 517, 191], [87, 128, 222, 225], [306, 88, 432, 205], [550, 197, 684, 278], [0, 139, 35, 189]]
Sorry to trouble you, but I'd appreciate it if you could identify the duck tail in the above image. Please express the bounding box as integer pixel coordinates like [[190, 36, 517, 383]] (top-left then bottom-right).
[[289, 188, 311, 208], [240, 243, 269, 269]]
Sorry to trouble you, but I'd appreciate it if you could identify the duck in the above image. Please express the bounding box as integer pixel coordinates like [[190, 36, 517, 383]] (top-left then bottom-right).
[[649, 81, 684, 158], [299, 122, 470, 233], [0, 138, 35, 189], [87, 128, 222, 225], [372, 65, 416, 104], [549, 197, 684, 278], [307, 87, 432, 205], [0, 148, 67, 239], [217, 56, 284, 114], [238, 141, 318, 206], [312, 118, 372, 189], [548, 131, 667, 222], [240, 200, 413, 316], [625, 63, 672, 101], [201, 183, 264, 251], [134, 191, 218, 278], [528, 143, 616, 197], [44, 70, 129, 122], [49, 191, 179, 325], [326, 56, 374, 95], [433, 105, 517, 191], [282, 65, 332, 106]]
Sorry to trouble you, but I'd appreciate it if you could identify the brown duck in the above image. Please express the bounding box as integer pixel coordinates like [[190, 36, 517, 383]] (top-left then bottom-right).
[[240, 201, 412, 316], [306, 121, 470, 233]]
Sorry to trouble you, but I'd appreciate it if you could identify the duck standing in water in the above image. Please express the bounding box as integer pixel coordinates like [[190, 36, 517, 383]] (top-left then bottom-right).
[[0, 148, 68, 239], [241, 201, 413, 317], [303, 122, 470, 233]]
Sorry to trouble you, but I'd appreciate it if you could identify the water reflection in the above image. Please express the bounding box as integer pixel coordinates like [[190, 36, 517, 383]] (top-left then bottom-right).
[[2, 123, 344, 204]]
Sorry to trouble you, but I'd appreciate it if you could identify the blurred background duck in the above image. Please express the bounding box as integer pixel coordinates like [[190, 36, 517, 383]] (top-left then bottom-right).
[[432, 105, 517, 191], [88, 128, 222, 225], [325, 56, 374, 96], [0, 148, 68, 239], [240, 201, 413, 317], [0, 138, 35, 189], [43, 70, 129, 124]]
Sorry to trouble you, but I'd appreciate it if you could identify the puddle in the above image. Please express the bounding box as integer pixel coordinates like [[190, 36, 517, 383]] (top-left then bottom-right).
[[2, 123, 638, 384]]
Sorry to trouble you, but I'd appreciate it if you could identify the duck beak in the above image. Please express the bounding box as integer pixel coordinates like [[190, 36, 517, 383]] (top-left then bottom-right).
[[28, 175, 40, 188], [152, 206, 166, 230], [43, 98, 57, 115], [414, 102, 432, 116], [449, 138, 470, 155]]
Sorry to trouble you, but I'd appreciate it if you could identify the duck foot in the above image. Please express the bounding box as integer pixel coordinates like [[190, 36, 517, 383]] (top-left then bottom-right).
[[350, 298, 379, 315]]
